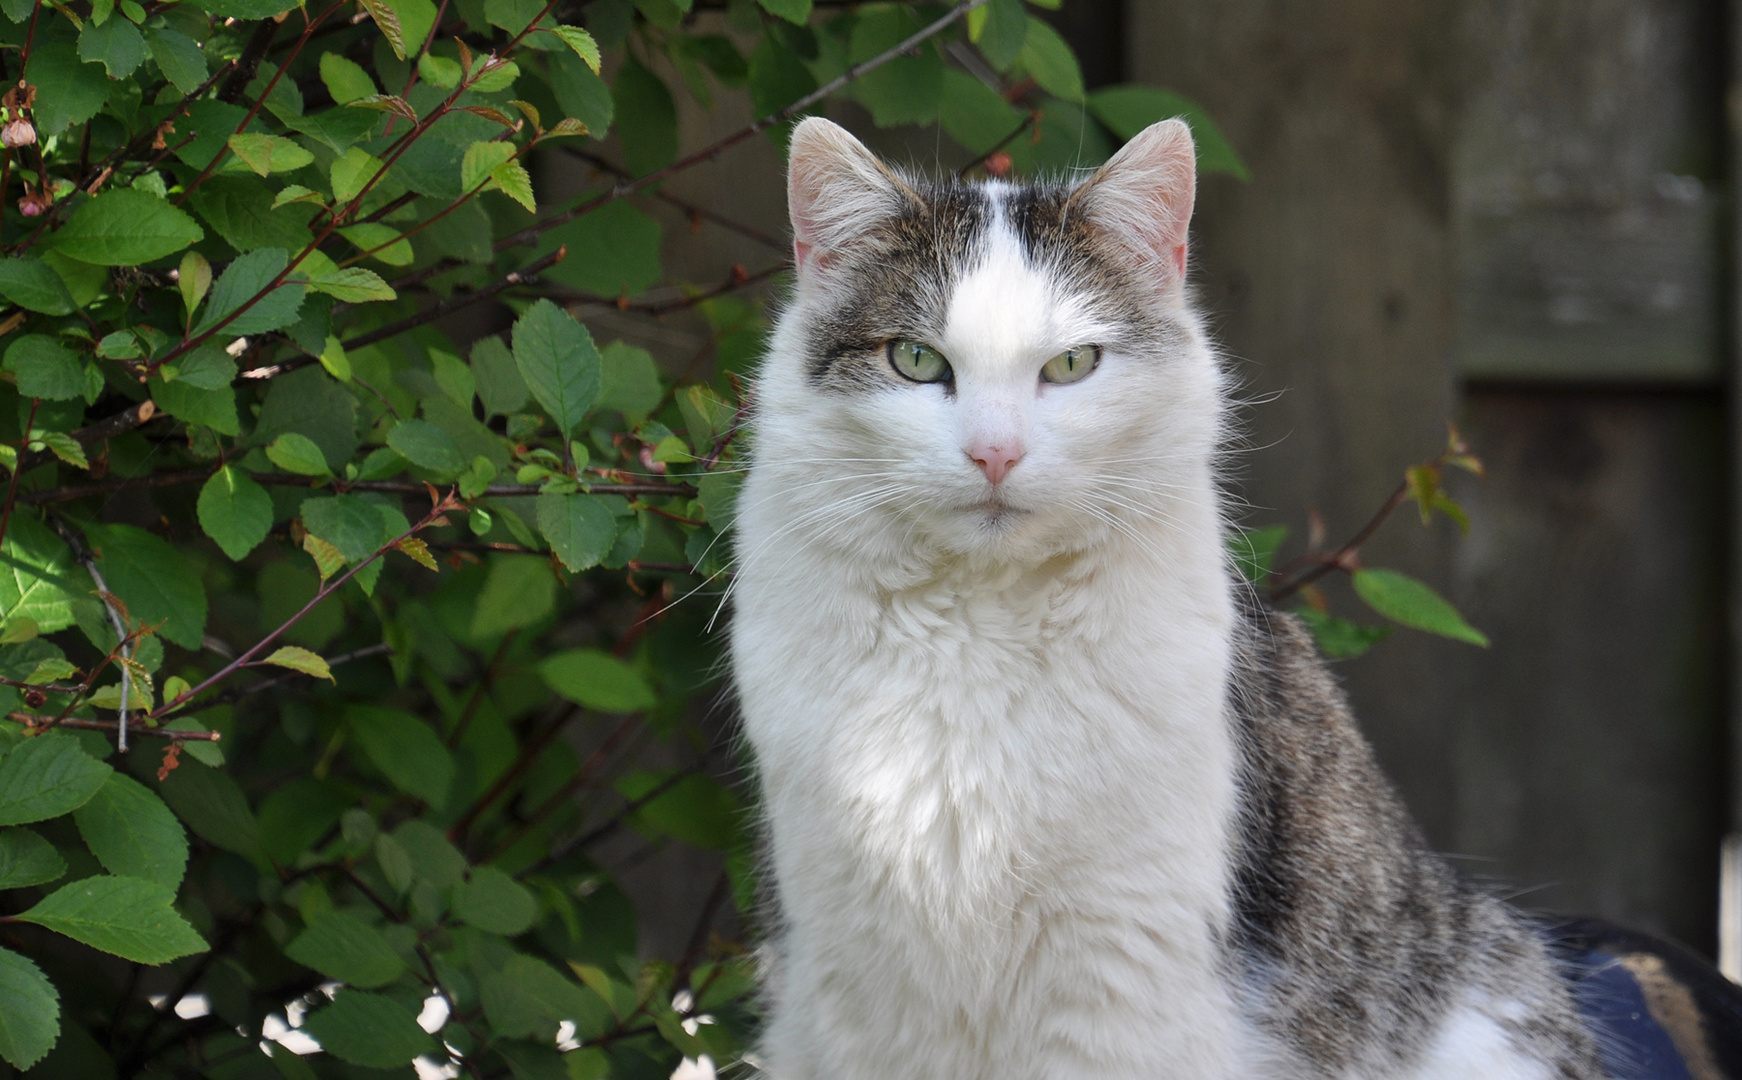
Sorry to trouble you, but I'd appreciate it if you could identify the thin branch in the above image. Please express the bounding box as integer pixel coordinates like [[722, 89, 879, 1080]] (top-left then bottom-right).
[[535, 261, 786, 317], [5, 712, 222, 740], [237, 245, 569, 383], [479, 712, 641, 862], [46, 516, 137, 751], [560, 146, 788, 253], [195, 642, 395, 709], [447, 704, 577, 846], [13, 400, 158, 476]]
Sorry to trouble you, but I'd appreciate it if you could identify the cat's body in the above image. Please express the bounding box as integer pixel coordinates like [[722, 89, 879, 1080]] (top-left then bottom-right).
[[729, 117, 1607, 1079]]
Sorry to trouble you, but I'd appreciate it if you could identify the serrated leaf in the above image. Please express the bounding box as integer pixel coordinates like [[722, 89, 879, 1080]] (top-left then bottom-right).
[[227, 133, 316, 177], [347, 94, 418, 120], [78, 15, 147, 78], [536, 492, 614, 573], [301, 532, 345, 582], [391, 820, 464, 887], [387, 419, 465, 476], [156, 759, 261, 858], [539, 648, 654, 713], [549, 25, 601, 71], [178, 250, 211, 321], [18, 875, 207, 964], [511, 299, 601, 436], [461, 140, 516, 193], [355, 0, 406, 58], [146, 25, 207, 94], [50, 189, 204, 266], [266, 432, 333, 477], [307, 268, 397, 303], [197, 465, 273, 561], [191, 247, 305, 337], [492, 158, 536, 211], [470, 554, 555, 638], [418, 52, 462, 88], [545, 117, 588, 138], [319, 335, 351, 382], [0, 257, 77, 316], [460, 104, 518, 127], [33, 432, 89, 470], [0, 947, 59, 1070], [271, 184, 327, 209], [347, 706, 452, 806], [321, 52, 377, 104], [22, 658, 77, 685], [472, 59, 519, 94], [73, 773, 188, 889], [301, 990, 434, 1067], [88, 524, 207, 650], [394, 537, 438, 571], [338, 223, 413, 266], [285, 910, 406, 987], [0, 828, 65, 889], [330, 147, 386, 206], [261, 646, 333, 682], [5, 336, 87, 401], [0, 733, 110, 826], [1351, 568, 1489, 647], [453, 866, 538, 935], [482, 954, 611, 1040]]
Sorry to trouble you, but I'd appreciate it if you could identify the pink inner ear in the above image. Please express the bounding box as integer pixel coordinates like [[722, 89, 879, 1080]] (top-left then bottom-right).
[[793, 239, 815, 273]]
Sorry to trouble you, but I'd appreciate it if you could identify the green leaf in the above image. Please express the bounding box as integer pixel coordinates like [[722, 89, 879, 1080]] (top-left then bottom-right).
[[189, 176, 316, 255], [972, 0, 1027, 70], [0, 828, 65, 889], [192, 247, 306, 336], [536, 493, 615, 573], [178, 251, 212, 322], [539, 648, 654, 712], [284, 910, 407, 988], [301, 494, 388, 564], [391, 819, 465, 887], [157, 759, 262, 859], [4, 336, 87, 401], [0, 257, 77, 316], [356, 0, 408, 58], [547, 49, 614, 136], [549, 25, 601, 71], [484, 0, 546, 37], [299, 990, 436, 1068], [347, 706, 454, 806], [1228, 524, 1288, 583], [252, 366, 359, 470], [1292, 607, 1391, 660], [747, 33, 816, 120], [453, 866, 538, 934], [481, 954, 612, 1040], [1018, 18, 1083, 103], [319, 53, 377, 104], [72, 773, 189, 889], [78, 16, 147, 79], [616, 770, 738, 848], [330, 147, 386, 206], [227, 133, 316, 177], [0, 515, 89, 634], [939, 68, 1024, 154], [418, 52, 462, 89], [511, 299, 601, 435], [25, 43, 109, 137], [462, 141, 517, 193], [1350, 568, 1489, 647], [190, 0, 294, 17], [755, 0, 809, 24], [849, 8, 944, 126], [472, 336, 529, 416], [493, 159, 537, 211], [542, 201, 661, 299], [387, 419, 466, 476], [145, 25, 207, 94], [50, 189, 204, 266], [151, 376, 240, 436], [18, 875, 207, 964], [266, 432, 334, 477], [612, 58, 677, 176], [1086, 85, 1249, 180], [0, 947, 59, 1069], [306, 267, 397, 302], [197, 465, 273, 561], [0, 733, 110, 827], [261, 646, 334, 682], [88, 524, 207, 650], [471, 555, 556, 638], [338, 223, 413, 266]]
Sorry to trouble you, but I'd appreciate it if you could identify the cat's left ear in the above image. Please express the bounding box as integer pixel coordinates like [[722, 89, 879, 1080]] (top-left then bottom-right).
[[1068, 118, 1197, 295]]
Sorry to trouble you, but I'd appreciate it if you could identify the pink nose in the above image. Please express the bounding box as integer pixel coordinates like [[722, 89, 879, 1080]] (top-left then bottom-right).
[[969, 443, 1023, 485]]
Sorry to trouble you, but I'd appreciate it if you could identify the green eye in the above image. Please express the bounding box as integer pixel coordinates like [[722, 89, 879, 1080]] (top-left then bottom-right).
[[888, 340, 952, 383], [1041, 345, 1100, 384]]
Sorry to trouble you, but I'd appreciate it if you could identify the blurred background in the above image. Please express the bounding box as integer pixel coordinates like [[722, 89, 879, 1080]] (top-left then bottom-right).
[[547, 0, 1734, 962]]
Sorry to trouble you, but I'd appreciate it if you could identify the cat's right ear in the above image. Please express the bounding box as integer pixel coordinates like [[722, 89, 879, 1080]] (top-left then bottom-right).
[[787, 118, 917, 283]]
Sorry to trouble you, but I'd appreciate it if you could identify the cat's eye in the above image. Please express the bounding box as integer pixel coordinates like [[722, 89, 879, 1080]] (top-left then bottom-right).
[[1041, 346, 1100, 385], [888, 339, 952, 384]]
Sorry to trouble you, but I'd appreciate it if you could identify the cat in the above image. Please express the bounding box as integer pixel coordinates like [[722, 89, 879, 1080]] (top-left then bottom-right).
[[727, 115, 1683, 1080]]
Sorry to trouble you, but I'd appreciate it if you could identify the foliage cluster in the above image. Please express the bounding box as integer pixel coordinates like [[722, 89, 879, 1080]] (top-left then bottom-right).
[[0, 0, 1488, 1073]]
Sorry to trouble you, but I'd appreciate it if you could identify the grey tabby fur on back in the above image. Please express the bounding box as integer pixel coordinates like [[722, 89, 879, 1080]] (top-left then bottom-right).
[[1229, 600, 1606, 1077]]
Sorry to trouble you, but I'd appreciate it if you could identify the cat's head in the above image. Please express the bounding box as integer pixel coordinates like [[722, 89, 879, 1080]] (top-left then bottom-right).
[[744, 117, 1225, 571]]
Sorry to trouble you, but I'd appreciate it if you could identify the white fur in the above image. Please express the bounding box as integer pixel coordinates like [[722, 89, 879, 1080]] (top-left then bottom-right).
[[729, 118, 1558, 1080]]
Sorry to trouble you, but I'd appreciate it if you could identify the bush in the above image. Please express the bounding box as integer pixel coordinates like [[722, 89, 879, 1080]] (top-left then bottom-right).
[[0, 0, 1269, 1075]]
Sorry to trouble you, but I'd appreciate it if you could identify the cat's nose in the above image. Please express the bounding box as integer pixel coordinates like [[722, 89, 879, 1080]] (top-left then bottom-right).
[[969, 443, 1023, 485]]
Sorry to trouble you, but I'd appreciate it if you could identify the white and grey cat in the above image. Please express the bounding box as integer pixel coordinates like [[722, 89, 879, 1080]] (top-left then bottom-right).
[[728, 117, 1605, 1080]]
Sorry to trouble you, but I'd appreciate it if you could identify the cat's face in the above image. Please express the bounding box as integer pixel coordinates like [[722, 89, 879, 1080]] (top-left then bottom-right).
[[746, 118, 1221, 569]]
